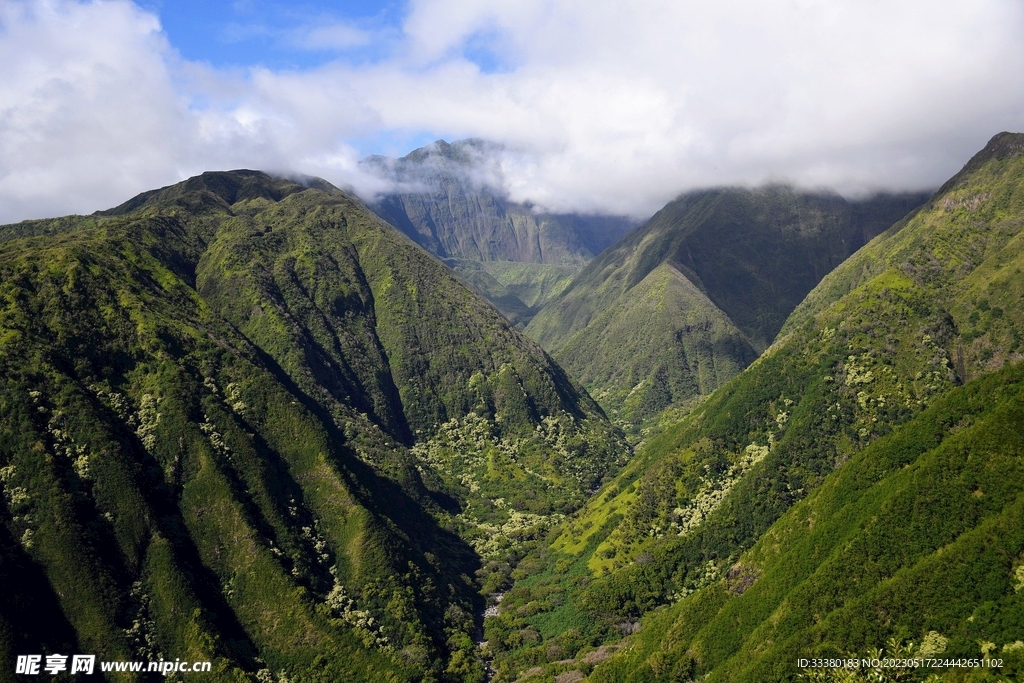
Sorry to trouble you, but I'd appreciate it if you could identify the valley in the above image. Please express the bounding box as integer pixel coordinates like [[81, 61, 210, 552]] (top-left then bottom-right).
[[483, 132, 1024, 683], [2, 134, 1023, 683], [0, 170, 624, 682], [527, 185, 930, 427]]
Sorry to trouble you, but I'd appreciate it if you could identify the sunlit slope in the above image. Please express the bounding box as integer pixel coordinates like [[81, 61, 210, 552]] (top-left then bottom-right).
[[489, 263, 969, 681], [783, 132, 1024, 378], [0, 171, 624, 682], [590, 362, 1024, 682], [485, 134, 1024, 682], [526, 186, 928, 423]]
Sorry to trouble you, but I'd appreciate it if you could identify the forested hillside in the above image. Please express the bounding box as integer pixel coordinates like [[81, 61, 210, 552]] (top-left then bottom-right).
[[0, 171, 626, 682], [485, 134, 1024, 682]]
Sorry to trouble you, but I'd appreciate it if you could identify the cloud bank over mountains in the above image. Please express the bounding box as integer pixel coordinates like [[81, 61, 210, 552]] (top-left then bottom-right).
[[2, 0, 1024, 223]]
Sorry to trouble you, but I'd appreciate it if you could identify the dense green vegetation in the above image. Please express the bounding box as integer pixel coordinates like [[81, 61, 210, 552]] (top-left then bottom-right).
[[363, 139, 635, 324], [587, 361, 1024, 683], [484, 134, 1024, 682], [551, 262, 758, 425], [526, 186, 929, 424], [783, 133, 1024, 378], [0, 171, 625, 682]]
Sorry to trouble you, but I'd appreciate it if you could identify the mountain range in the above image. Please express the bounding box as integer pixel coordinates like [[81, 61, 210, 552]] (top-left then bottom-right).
[[2, 133, 1023, 683], [484, 132, 1024, 683]]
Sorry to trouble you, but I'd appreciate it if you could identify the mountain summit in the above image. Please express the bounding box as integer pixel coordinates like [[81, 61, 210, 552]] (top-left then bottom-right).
[[362, 140, 636, 325]]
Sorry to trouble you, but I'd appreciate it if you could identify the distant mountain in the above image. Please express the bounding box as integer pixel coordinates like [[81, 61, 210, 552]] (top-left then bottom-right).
[[485, 133, 1024, 683], [363, 139, 636, 325], [0, 171, 625, 681], [526, 185, 931, 423]]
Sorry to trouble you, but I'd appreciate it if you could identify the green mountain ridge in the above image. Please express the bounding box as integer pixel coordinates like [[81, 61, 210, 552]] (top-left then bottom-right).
[[0, 170, 626, 682], [553, 262, 758, 422], [483, 133, 1024, 682], [589, 362, 1024, 683], [526, 185, 930, 423]]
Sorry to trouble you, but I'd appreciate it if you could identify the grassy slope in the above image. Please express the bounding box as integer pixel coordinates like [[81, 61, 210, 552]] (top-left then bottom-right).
[[487, 136, 1024, 682], [0, 216, 407, 682], [0, 171, 626, 682], [590, 361, 1024, 683], [783, 133, 1024, 377]]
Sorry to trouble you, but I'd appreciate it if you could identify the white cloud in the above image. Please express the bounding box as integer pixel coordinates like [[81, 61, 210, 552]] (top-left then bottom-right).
[[0, 0, 381, 221], [1, 0, 1024, 223], [0, 0, 185, 221], [381, 0, 1024, 213]]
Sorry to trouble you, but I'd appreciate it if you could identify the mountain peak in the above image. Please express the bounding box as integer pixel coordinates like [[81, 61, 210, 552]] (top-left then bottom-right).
[[400, 138, 499, 164], [980, 131, 1024, 159], [97, 169, 341, 216], [935, 131, 1024, 197]]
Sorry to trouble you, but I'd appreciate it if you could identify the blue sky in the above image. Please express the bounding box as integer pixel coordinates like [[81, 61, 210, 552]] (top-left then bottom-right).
[[139, 0, 505, 75], [134, 0, 501, 158], [139, 1, 406, 70], [2, 0, 1024, 223]]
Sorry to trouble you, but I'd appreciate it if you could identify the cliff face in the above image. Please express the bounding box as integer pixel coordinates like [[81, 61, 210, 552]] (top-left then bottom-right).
[[363, 139, 636, 325]]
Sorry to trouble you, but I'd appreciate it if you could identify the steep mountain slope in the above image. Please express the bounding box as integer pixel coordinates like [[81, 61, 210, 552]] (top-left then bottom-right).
[[526, 186, 930, 423], [590, 363, 1024, 683], [363, 140, 635, 324], [554, 262, 759, 420], [782, 132, 1024, 378], [0, 171, 625, 682], [485, 135, 1024, 682]]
